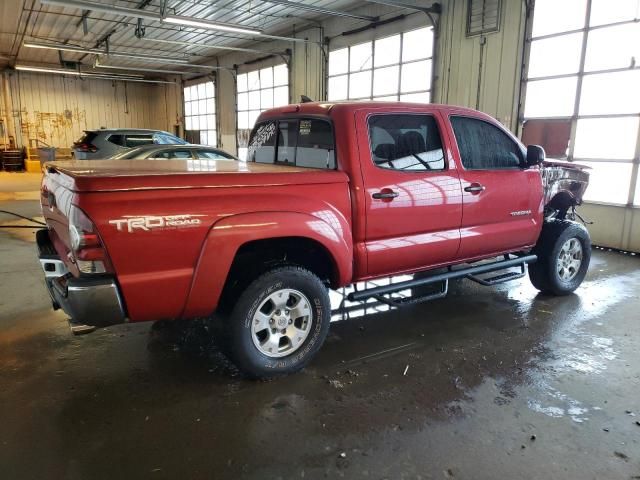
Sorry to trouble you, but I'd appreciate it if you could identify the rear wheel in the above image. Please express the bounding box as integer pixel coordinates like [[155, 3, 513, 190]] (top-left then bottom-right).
[[529, 220, 591, 295], [224, 266, 331, 379]]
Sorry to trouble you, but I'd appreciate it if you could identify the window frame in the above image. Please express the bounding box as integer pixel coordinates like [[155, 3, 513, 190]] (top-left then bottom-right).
[[366, 112, 447, 173], [450, 115, 526, 171], [183, 79, 217, 147], [236, 63, 290, 160], [327, 26, 435, 103], [247, 116, 338, 170]]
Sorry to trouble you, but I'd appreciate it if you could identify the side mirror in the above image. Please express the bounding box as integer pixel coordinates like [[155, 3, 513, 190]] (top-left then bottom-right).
[[526, 144, 545, 167]]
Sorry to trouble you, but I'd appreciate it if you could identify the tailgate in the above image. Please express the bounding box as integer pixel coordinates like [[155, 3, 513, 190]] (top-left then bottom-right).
[[40, 168, 80, 276]]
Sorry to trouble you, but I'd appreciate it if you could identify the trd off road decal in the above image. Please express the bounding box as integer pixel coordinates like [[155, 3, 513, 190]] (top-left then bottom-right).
[[109, 214, 205, 233]]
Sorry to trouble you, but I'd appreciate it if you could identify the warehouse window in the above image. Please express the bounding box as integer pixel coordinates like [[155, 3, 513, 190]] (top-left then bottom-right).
[[522, 0, 640, 205], [328, 26, 434, 103], [237, 64, 289, 160], [184, 81, 217, 147]]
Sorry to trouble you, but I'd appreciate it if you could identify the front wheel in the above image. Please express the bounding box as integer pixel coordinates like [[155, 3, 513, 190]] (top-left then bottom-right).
[[529, 219, 591, 295], [224, 266, 331, 379]]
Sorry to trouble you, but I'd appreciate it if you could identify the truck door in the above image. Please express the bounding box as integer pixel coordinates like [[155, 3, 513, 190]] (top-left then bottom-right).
[[357, 111, 463, 277], [446, 115, 543, 260]]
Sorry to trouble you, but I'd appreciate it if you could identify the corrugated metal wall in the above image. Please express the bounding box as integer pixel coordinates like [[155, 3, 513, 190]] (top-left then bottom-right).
[[2, 71, 181, 149], [436, 0, 526, 132]]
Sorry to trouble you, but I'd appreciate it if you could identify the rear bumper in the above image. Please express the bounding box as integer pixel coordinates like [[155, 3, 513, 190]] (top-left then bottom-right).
[[37, 229, 126, 332]]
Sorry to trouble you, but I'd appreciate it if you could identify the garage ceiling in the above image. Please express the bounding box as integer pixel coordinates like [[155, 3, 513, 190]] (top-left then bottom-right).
[[0, 0, 373, 75]]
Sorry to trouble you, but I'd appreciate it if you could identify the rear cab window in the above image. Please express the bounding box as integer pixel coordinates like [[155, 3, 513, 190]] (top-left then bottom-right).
[[247, 118, 336, 169], [368, 114, 445, 171]]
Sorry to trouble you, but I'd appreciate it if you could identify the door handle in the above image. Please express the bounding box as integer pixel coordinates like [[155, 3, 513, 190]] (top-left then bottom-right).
[[372, 190, 399, 199], [464, 183, 485, 193]]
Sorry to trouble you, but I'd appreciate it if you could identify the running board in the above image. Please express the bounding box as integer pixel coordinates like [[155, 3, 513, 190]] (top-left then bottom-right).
[[347, 254, 537, 303], [466, 263, 526, 286], [372, 279, 448, 307]]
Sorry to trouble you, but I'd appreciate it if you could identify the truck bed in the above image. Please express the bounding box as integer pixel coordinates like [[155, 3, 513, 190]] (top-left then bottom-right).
[[45, 159, 348, 192]]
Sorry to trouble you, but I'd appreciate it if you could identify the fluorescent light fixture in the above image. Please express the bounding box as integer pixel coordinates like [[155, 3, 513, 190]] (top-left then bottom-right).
[[94, 60, 187, 76], [39, 0, 161, 21], [97, 56, 225, 70], [24, 41, 189, 63], [163, 15, 262, 35], [14, 64, 175, 84], [15, 64, 140, 78], [142, 37, 286, 56]]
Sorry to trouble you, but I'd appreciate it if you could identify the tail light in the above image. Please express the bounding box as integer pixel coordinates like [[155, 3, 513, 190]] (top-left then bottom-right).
[[68, 205, 112, 274], [73, 142, 98, 153]]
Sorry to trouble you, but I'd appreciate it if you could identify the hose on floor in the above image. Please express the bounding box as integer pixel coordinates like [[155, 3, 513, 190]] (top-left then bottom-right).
[[0, 209, 47, 228]]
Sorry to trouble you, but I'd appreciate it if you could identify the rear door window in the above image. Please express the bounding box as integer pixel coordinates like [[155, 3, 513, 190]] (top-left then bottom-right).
[[368, 114, 445, 171], [125, 134, 154, 148], [170, 150, 193, 159]]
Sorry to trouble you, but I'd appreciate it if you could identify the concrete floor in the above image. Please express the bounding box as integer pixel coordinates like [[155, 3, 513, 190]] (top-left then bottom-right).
[[1, 171, 639, 479]]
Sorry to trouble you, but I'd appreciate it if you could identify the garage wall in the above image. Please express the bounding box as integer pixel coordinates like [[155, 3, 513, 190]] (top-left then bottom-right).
[[436, 0, 526, 132], [1, 71, 181, 149]]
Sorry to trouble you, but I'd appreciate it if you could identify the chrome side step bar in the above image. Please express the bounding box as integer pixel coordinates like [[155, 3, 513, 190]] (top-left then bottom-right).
[[347, 254, 537, 303]]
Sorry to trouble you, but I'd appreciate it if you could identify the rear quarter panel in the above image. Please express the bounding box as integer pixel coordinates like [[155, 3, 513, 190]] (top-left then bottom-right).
[[77, 177, 352, 322]]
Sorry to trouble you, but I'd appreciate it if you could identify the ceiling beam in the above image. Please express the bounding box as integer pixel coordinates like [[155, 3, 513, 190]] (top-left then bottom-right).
[[361, 0, 442, 15], [39, 0, 313, 43], [261, 0, 378, 22], [41, 0, 162, 22]]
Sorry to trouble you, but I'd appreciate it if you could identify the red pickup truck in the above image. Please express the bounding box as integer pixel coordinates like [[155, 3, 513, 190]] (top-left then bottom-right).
[[37, 102, 590, 378]]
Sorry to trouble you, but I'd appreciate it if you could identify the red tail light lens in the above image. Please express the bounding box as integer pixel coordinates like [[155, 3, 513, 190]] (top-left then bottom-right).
[[68, 206, 112, 274], [73, 142, 98, 153]]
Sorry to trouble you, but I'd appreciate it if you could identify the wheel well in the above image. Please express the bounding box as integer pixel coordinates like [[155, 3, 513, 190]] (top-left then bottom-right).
[[546, 191, 576, 219], [217, 237, 338, 312]]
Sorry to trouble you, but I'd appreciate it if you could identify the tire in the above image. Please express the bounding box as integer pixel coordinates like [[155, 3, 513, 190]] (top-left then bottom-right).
[[224, 266, 331, 379], [528, 219, 591, 295]]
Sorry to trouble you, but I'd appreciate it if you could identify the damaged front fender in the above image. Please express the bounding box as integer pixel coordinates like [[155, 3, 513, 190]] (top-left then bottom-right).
[[541, 160, 590, 211]]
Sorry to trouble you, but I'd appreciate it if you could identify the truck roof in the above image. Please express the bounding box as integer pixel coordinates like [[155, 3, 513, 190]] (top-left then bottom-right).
[[258, 101, 487, 121], [84, 128, 173, 134]]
